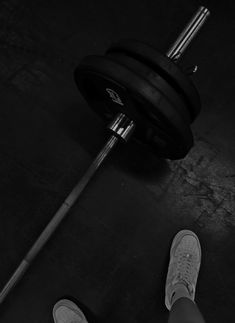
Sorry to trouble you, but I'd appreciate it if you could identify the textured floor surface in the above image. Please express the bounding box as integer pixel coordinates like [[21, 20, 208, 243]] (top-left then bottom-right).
[[0, 0, 234, 322]]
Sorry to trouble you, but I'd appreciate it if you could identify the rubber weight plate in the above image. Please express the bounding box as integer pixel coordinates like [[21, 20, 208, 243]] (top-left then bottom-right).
[[106, 51, 191, 125], [105, 52, 192, 144], [106, 39, 201, 121], [74, 55, 193, 159]]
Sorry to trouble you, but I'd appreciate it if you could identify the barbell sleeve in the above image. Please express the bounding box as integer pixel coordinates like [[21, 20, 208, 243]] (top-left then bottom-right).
[[166, 6, 210, 60]]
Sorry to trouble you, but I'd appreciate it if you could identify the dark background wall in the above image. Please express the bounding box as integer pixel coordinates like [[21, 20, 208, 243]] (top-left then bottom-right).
[[0, 0, 234, 322]]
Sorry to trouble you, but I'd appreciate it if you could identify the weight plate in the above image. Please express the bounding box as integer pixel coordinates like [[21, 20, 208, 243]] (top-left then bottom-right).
[[74, 55, 194, 159], [106, 51, 192, 125], [106, 39, 201, 121]]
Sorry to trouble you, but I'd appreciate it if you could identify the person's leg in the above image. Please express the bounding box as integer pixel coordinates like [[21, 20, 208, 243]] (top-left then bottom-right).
[[53, 299, 88, 323], [165, 230, 205, 323], [168, 298, 205, 323]]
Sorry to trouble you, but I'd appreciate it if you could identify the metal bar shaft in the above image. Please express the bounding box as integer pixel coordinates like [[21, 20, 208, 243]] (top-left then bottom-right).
[[0, 135, 118, 304], [166, 6, 210, 60]]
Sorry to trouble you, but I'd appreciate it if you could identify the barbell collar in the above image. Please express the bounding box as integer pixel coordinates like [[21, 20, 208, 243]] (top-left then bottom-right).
[[108, 112, 136, 142]]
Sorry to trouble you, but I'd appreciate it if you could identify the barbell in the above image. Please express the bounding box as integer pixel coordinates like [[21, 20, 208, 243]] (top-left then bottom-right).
[[0, 6, 210, 305]]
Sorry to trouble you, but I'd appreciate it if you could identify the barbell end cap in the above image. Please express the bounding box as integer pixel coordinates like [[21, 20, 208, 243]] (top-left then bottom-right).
[[199, 6, 210, 17]]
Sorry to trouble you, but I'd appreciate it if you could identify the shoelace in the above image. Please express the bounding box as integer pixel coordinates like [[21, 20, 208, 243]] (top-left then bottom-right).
[[174, 251, 196, 294]]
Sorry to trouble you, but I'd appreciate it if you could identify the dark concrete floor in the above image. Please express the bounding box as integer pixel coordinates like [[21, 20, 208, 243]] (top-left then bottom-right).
[[0, 0, 234, 322]]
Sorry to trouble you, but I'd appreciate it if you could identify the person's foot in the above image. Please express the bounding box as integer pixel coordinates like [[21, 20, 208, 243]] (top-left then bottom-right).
[[165, 230, 202, 310], [53, 299, 88, 323]]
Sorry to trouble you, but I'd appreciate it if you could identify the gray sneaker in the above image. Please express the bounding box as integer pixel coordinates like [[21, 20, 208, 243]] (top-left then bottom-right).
[[165, 230, 202, 310], [53, 299, 88, 323]]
